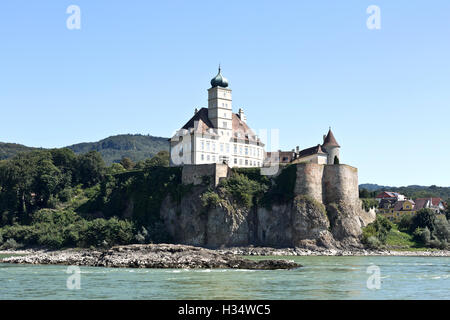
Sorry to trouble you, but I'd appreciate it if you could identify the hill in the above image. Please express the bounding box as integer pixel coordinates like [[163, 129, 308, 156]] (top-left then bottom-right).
[[0, 134, 170, 164], [359, 184, 450, 201], [0, 142, 39, 160], [66, 134, 169, 164]]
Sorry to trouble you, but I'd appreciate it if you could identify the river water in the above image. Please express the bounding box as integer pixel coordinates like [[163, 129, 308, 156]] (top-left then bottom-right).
[[0, 255, 449, 299]]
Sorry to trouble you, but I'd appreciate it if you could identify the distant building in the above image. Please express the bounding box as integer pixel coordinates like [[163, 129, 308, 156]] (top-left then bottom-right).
[[414, 198, 446, 214], [375, 191, 406, 202], [379, 196, 446, 221]]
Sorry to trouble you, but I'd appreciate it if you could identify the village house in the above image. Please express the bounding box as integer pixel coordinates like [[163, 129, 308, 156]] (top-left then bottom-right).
[[377, 193, 447, 221]]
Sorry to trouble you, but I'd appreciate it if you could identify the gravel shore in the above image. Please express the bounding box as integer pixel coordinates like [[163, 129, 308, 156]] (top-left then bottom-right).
[[0, 244, 301, 270], [1, 245, 448, 270], [218, 246, 450, 257]]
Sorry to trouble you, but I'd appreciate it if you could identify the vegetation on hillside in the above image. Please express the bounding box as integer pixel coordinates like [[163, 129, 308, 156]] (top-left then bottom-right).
[[0, 143, 39, 160], [359, 184, 450, 202], [0, 134, 169, 165], [362, 209, 450, 250], [1, 146, 448, 251], [0, 148, 173, 249]]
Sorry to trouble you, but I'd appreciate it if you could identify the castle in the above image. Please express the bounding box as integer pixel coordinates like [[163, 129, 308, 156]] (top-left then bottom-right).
[[169, 67, 265, 168], [169, 67, 342, 170], [163, 68, 375, 248]]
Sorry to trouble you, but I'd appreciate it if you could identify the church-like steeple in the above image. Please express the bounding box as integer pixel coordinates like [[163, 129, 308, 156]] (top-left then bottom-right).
[[210, 65, 229, 88], [208, 66, 232, 130]]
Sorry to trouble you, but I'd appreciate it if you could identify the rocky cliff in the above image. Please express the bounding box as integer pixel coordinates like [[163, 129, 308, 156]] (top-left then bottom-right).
[[160, 163, 376, 250]]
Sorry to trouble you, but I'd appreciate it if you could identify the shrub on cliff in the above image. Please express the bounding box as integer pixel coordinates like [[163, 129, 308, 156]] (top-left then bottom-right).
[[201, 191, 223, 209], [265, 165, 297, 204], [218, 172, 268, 208]]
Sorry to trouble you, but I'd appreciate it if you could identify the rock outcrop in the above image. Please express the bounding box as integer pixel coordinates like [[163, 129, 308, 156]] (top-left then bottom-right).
[[1, 244, 300, 270], [160, 163, 376, 250]]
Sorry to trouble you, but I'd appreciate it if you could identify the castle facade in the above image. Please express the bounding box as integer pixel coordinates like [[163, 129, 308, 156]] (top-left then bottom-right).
[[169, 67, 265, 168]]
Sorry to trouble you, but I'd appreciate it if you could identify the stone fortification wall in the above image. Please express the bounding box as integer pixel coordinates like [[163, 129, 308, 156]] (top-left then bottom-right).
[[182, 164, 230, 187], [294, 163, 359, 206]]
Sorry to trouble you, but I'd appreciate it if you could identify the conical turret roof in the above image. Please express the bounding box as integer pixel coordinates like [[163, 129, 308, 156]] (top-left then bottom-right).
[[322, 128, 340, 148]]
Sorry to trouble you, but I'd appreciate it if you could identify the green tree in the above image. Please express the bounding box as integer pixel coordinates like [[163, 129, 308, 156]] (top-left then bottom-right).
[[119, 157, 134, 170], [76, 151, 105, 187], [136, 151, 170, 169], [410, 209, 437, 233]]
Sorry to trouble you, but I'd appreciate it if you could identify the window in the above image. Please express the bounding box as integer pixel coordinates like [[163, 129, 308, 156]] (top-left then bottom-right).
[[239, 159, 243, 165], [223, 122, 227, 128], [234, 144, 237, 154], [201, 154, 204, 161], [200, 140, 204, 151], [212, 156, 215, 162], [206, 142, 210, 151], [212, 143, 215, 152], [245, 147, 248, 155], [220, 143, 224, 152], [245, 160, 248, 165], [226, 143, 230, 153], [239, 146, 243, 155], [207, 155, 210, 161], [234, 158, 237, 164]]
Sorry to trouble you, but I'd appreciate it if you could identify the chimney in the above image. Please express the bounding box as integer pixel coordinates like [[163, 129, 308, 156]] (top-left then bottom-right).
[[194, 108, 198, 114], [296, 146, 299, 153], [238, 108, 247, 123]]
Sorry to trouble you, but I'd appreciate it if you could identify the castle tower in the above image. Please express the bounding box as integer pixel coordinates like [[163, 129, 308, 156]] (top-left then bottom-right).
[[322, 128, 340, 164], [208, 66, 233, 132]]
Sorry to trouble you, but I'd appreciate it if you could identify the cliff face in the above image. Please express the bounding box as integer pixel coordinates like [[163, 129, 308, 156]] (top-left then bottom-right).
[[160, 163, 376, 249]]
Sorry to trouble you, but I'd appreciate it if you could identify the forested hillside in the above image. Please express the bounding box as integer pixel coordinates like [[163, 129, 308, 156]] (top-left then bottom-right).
[[0, 134, 170, 164]]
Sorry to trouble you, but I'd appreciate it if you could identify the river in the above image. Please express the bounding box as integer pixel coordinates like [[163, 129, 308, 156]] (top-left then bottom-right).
[[1, 255, 449, 299]]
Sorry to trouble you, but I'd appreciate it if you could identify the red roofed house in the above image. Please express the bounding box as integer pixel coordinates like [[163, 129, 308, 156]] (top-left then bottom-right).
[[376, 191, 406, 202]]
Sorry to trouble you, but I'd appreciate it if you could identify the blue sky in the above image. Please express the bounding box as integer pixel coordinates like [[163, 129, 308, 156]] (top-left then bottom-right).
[[0, 1, 449, 186]]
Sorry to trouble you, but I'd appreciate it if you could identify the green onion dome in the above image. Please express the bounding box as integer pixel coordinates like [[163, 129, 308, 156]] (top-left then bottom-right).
[[210, 66, 228, 88]]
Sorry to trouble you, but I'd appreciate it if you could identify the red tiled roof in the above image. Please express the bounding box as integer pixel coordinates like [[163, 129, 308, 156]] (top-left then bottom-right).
[[376, 191, 400, 199], [415, 198, 443, 207]]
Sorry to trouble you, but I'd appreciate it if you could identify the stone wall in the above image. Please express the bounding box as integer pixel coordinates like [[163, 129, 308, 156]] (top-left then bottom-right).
[[182, 163, 230, 187], [294, 163, 324, 203], [293, 163, 359, 206], [322, 164, 359, 205]]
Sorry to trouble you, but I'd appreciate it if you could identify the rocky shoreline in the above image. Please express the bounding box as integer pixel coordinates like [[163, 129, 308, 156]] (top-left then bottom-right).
[[0, 244, 301, 270], [1, 244, 449, 270], [217, 246, 450, 257]]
